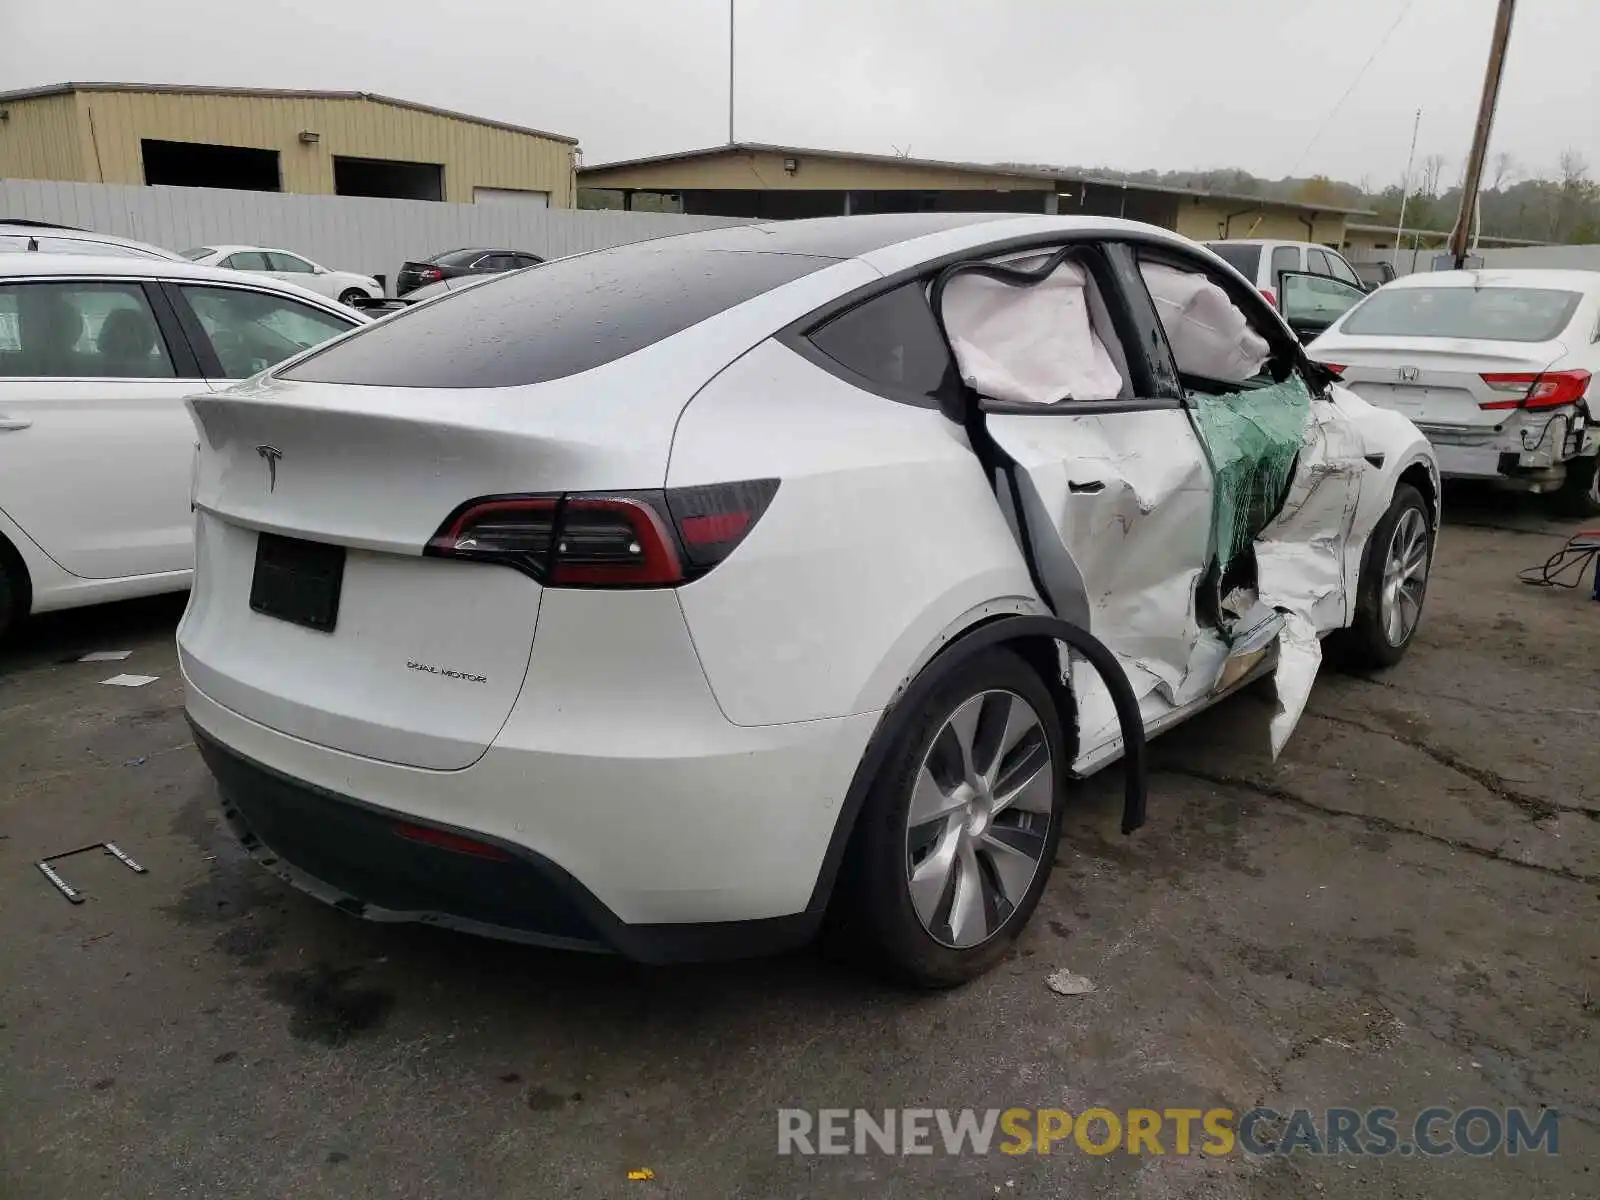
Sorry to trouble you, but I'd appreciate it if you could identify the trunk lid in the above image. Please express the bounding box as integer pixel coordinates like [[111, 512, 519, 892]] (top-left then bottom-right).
[[1314, 337, 1569, 430], [181, 371, 688, 770]]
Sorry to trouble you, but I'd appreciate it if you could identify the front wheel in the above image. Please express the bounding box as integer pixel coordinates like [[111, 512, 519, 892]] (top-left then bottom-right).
[[1331, 482, 1432, 669], [338, 288, 368, 307], [1549, 455, 1600, 519], [839, 648, 1066, 988]]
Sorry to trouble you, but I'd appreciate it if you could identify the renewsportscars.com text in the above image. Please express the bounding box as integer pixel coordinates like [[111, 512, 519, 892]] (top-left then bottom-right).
[[777, 1106, 1560, 1158]]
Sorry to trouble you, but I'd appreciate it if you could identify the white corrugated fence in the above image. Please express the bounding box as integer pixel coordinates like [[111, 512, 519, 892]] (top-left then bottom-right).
[[0, 179, 752, 293]]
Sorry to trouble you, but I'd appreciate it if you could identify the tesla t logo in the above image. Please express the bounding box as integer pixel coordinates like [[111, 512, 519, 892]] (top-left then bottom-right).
[[1397, 366, 1420, 383], [256, 444, 282, 491]]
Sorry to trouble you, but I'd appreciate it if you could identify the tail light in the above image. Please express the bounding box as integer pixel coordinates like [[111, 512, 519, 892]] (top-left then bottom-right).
[[1479, 370, 1591, 411], [1316, 362, 1346, 375], [426, 479, 778, 588], [1260, 288, 1277, 306]]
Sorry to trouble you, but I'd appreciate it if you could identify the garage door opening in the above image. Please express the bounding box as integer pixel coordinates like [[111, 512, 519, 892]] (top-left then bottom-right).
[[334, 156, 444, 201], [142, 140, 281, 191]]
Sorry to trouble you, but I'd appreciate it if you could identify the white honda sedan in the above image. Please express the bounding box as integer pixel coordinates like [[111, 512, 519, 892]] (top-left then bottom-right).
[[181, 245, 383, 308], [0, 255, 365, 637], [180, 215, 1438, 986], [1308, 269, 1600, 515]]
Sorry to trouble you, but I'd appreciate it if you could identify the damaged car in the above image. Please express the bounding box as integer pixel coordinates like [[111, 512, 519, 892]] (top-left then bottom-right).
[[179, 214, 1439, 987], [1307, 268, 1600, 516]]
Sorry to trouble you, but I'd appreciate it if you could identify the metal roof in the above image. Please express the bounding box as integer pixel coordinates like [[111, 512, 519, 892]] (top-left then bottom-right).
[[579, 142, 1376, 217], [0, 82, 579, 146]]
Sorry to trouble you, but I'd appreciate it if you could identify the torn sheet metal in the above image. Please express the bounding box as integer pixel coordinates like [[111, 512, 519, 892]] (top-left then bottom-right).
[[1253, 397, 1372, 755], [940, 259, 1125, 405]]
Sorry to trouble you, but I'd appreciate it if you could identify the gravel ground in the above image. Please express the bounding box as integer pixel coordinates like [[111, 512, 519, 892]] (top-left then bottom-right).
[[2, 490, 1597, 1199]]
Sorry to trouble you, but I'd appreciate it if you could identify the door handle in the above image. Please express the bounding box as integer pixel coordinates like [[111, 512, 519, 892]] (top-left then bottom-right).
[[0, 416, 32, 432], [1068, 479, 1105, 494]]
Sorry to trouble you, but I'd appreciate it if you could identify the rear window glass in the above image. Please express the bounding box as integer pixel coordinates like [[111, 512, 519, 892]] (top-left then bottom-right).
[[284, 240, 833, 388], [1340, 286, 1582, 342], [429, 248, 484, 267], [1205, 243, 1262, 279]]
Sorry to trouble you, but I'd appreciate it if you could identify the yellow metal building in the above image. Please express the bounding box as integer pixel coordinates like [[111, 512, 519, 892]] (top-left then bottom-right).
[[580, 144, 1366, 244], [0, 83, 578, 207]]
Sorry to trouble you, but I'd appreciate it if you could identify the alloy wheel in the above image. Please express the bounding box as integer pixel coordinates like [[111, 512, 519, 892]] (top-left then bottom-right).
[[1381, 507, 1429, 646], [905, 689, 1055, 949]]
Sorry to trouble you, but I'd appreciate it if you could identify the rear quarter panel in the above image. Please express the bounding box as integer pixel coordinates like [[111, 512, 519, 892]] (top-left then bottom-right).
[[667, 339, 1040, 727]]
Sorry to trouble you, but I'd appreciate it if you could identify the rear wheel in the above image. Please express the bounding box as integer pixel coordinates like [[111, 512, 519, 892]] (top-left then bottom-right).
[[1332, 483, 1431, 669], [338, 288, 367, 307], [839, 648, 1066, 988], [1549, 455, 1600, 519]]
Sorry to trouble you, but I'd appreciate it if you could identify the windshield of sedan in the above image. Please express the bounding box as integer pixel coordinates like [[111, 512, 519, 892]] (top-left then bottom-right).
[[1340, 286, 1582, 342]]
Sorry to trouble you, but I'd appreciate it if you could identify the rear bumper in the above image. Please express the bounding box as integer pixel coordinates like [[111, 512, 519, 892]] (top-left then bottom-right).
[[1421, 408, 1592, 486], [191, 721, 825, 961], [182, 582, 881, 957]]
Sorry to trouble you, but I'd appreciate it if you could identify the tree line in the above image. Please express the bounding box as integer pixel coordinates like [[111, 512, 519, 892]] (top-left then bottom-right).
[[1051, 151, 1600, 244]]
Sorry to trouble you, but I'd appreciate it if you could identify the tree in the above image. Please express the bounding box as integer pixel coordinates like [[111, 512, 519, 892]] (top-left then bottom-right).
[[1488, 151, 1520, 192], [1293, 175, 1344, 206], [1419, 153, 1448, 198], [1554, 150, 1596, 241]]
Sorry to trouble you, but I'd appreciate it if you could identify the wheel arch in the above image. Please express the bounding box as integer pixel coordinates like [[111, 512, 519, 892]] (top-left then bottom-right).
[[806, 612, 1145, 923], [1398, 457, 1440, 530]]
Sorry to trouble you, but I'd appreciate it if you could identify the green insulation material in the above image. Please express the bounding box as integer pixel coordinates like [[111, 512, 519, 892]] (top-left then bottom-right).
[[1191, 375, 1312, 568]]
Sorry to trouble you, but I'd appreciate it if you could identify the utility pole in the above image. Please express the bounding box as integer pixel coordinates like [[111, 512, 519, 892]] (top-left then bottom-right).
[[1394, 108, 1421, 268], [1450, 0, 1517, 268], [727, 0, 736, 144]]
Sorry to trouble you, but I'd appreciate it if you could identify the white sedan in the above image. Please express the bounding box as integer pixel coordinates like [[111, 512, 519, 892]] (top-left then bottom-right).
[[181, 245, 383, 308], [0, 254, 366, 638], [180, 214, 1438, 986], [1308, 268, 1600, 516]]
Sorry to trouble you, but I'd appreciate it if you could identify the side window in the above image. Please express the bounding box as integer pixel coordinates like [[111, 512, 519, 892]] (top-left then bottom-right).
[[1324, 252, 1363, 288], [1280, 273, 1368, 329], [805, 281, 956, 405], [0, 281, 175, 379], [267, 252, 315, 273], [223, 251, 273, 271], [1305, 247, 1332, 276], [1136, 251, 1281, 391], [513, 254, 542, 268], [477, 254, 517, 271], [1269, 246, 1300, 288], [178, 285, 355, 379]]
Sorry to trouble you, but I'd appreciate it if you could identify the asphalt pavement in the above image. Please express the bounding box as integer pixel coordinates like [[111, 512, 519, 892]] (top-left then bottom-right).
[[2, 490, 1597, 1199]]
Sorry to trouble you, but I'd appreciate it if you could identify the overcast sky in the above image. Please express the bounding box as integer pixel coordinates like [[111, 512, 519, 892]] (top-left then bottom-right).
[[5, 0, 1597, 188]]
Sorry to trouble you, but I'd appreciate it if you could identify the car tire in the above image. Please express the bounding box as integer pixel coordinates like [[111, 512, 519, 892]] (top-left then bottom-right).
[[338, 288, 368, 307], [1549, 455, 1600, 519], [1331, 482, 1432, 669], [0, 550, 21, 643], [837, 647, 1067, 988]]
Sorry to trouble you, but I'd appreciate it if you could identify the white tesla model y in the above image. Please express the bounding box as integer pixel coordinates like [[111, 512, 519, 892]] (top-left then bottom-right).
[[181, 214, 1439, 985]]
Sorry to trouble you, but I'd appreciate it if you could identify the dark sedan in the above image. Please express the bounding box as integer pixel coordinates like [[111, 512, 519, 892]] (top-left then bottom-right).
[[394, 247, 543, 296]]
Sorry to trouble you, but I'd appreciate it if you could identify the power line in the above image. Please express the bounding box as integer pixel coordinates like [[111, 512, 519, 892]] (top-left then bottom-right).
[[1285, 0, 1422, 179]]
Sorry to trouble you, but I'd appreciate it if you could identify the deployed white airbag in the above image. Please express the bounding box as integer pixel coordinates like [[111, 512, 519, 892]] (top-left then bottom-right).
[[940, 261, 1125, 405], [1140, 262, 1270, 383]]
